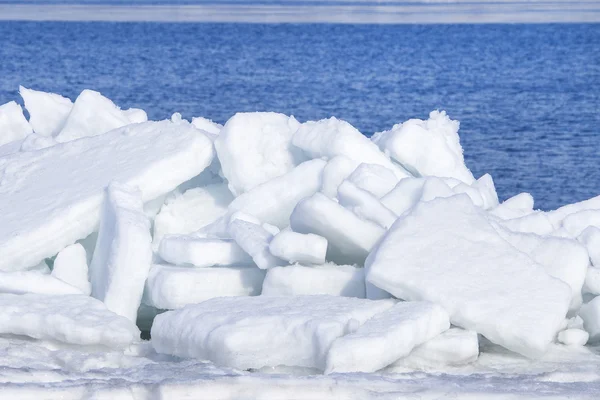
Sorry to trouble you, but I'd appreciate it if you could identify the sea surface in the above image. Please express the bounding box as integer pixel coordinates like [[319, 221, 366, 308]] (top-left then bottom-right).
[[0, 22, 598, 209]]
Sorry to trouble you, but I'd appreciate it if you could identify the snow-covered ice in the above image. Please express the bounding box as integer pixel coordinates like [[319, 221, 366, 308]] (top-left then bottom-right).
[[262, 264, 365, 298], [268, 230, 327, 265], [0, 100, 31, 146], [337, 180, 398, 229], [0, 270, 83, 295], [396, 328, 479, 367], [345, 163, 399, 198], [0, 119, 213, 271], [19, 86, 73, 137], [143, 264, 265, 309], [228, 218, 284, 269], [152, 295, 395, 370], [52, 243, 91, 295], [158, 236, 252, 267], [325, 301, 449, 373], [580, 297, 600, 343], [367, 195, 571, 358]]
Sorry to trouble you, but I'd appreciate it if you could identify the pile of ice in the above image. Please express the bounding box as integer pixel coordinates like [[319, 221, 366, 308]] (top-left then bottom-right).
[[0, 87, 599, 373]]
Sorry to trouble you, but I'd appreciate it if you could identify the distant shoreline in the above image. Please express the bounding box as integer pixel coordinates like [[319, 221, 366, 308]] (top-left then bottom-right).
[[1, 3, 600, 23]]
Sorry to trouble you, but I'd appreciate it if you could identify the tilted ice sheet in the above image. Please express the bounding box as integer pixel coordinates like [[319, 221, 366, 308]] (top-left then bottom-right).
[[367, 194, 571, 358], [0, 270, 83, 295], [52, 243, 91, 295], [268, 230, 327, 265], [0, 293, 139, 347], [19, 86, 73, 137], [0, 101, 31, 147], [0, 119, 214, 271], [158, 236, 252, 267], [143, 264, 265, 310], [152, 295, 396, 370]]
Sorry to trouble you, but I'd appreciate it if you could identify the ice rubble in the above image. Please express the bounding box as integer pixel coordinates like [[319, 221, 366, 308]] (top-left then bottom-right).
[[1, 87, 600, 379]]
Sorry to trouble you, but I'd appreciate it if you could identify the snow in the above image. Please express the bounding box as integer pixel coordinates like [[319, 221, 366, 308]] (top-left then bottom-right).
[[151, 295, 396, 370], [579, 226, 600, 267], [320, 155, 360, 198], [0, 119, 213, 272], [560, 210, 600, 238], [490, 192, 535, 220], [158, 236, 252, 267], [579, 297, 600, 343], [373, 110, 474, 183], [262, 264, 365, 298], [228, 218, 284, 269], [292, 117, 410, 179], [367, 194, 571, 358], [345, 163, 399, 198], [52, 243, 91, 295], [325, 301, 450, 373], [89, 183, 152, 323], [268, 230, 327, 265], [152, 183, 233, 249], [19, 86, 72, 137], [290, 192, 385, 265], [395, 328, 480, 367], [0, 101, 32, 146], [191, 116, 223, 138], [215, 112, 305, 196], [337, 180, 398, 229], [584, 267, 600, 295], [54, 89, 132, 143], [143, 264, 265, 310], [557, 329, 589, 346], [0, 293, 139, 347], [0, 271, 83, 295]]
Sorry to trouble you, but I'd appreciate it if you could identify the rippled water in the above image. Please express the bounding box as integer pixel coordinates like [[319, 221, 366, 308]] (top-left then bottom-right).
[[0, 22, 598, 209]]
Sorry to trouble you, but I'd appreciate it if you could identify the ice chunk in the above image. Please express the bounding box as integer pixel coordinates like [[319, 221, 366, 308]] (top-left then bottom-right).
[[55, 90, 132, 142], [123, 108, 148, 124], [560, 210, 600, 238], [380, 178, 427, 216], [546, 195, 600, 230], [0, 293, 139, 347], [490, 192, 535, 220], [337, 180, 398, 229], [52, 243, 91, 295], [290, 193, 385, 265], [557, 329, 589, 346], [367, 195, 571, 358], [19, 86, 73, 137], [579, 226, 600, 267], [373, 110, 474, 183], [292, 117, 410, 179], [320, 155, 360, 198], [0, 271, 82, 295], [89, 183, 152, 323], [144, 264, 266, 310], [0, 119, 213, 271], [215, 112, 305, 196], [268, 230, 327, 265], [472, 173, 499, 209], [496, 212, 554, 235], [152, 183, 233, 250], [399, 328, 479, 367], [579, 297, 600, 343], [151, 295, 396, 370], [158, 236, 252, 267], [585, 267, 600, 295], [191, 116, 223, 138], [228, 219, 284, 269], [262, 264, 365, 298], [346, 163, 399, 198], [227, 159, 326, 229], [0, 101, 32, 146], [325, 301, 450, 373]]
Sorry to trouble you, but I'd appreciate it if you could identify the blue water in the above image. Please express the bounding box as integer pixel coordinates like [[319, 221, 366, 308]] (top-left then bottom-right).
[[0, 22, 598, 209]]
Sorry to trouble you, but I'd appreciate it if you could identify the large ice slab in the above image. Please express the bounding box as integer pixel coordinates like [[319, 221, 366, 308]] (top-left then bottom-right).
[[215, 112, 305, 196], [320, 155, 359, 198], [0, 293, 139, 347], [290, 193, 384, 265], [19, 86, 73, 137], [268, 230, 327, 265], [367, 195, 571, 358], [158, 236, 252, 267], [372, 110, 474, 183], [346, 163, 399, 198], [144, 264, 265, 310], [0, 101, 32, 146], [292, 117, 410, 179], [262, 264, 365, 298], [227, 159, 326, 228], [51, 243, 91, 295], [0, 271, 83, 295], [337, 180, 398, 229], [151, 295, 396, 370], [0, 119, 213, 272], [89, 183, 152, 323], [228, 219, 284, 269], [325, 301, 450, 373]]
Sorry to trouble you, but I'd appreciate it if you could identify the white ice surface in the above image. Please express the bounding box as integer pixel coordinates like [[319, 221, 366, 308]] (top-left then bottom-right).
[[191, 116, 223, 138], [0, 119, 213, 271], [292, 117, 410, 179], [0, 270, 82, 295], [89, 183, 152, 323], [326, 301, 450, 373], [215, 112, 305, 196], [580, 297, 600, 343], [0, 293, 139, 347], [51, 243, 91, 295], [367, 194, 571, 358], [579, 226, 600, 268], [557, 329, 589, 346], [151, 295, 396, 370], [228, 219, 284, 269], [19, 86, 72, 137], [159, 235, 252, 267], [490, 192, 535, 220], [268, 230, 327, 265], [346, 163, 399, 198], [262, 264, 365, 298], [337, 180, 398, 229], [0, 101, 32, 147], [320, 155, 360, 198], [290, 192, 385, 266], [143, 264, 265, 310]]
